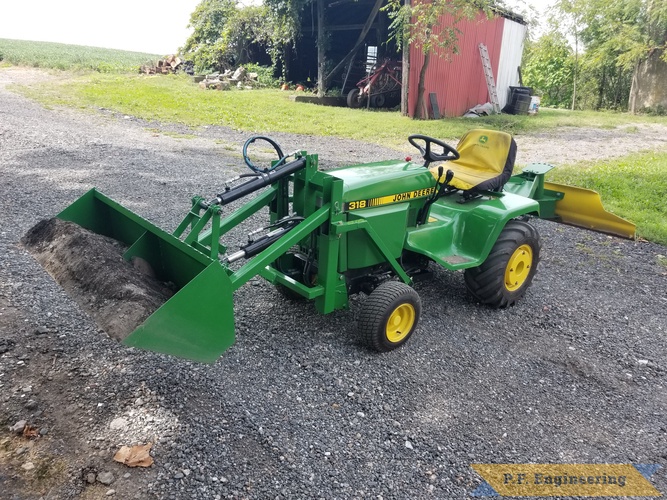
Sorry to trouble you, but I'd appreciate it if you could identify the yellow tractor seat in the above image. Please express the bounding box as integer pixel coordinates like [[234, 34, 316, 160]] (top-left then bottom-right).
[[430, 129, 517, 192]]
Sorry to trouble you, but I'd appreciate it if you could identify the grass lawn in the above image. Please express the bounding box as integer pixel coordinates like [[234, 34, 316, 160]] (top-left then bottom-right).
[[13, 72, 667, 146], [548, 152, 667, 245]]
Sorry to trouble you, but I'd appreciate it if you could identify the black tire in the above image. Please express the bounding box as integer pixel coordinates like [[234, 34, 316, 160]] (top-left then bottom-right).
[[464, 220, 541, 308], [359, 281, 421, 352], [370, 93, 386, 108], [347, 88, 363, 108]]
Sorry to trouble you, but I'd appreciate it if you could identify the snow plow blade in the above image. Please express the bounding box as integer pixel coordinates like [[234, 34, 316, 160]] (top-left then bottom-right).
[[56, 189, 235, 363], [544, 182, 636, 239]]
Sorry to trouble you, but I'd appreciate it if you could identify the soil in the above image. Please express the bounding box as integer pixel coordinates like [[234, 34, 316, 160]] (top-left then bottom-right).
[[1, 67, 666, 500], [22, 218, 174, 342]]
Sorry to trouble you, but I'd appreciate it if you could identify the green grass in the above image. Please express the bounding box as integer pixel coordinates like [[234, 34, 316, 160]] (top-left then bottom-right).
[[549, 151, 667, 245], [12, 72, 667, 146], [0, 39, 160, 73]]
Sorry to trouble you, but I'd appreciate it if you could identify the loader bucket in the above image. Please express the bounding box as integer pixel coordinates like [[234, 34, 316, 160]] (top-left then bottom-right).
[[54, 189, 236, 363], [544, 182, 636, 239]]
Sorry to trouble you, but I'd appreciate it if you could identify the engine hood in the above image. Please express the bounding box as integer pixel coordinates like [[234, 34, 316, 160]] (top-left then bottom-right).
[[326, 160, 435, 203]]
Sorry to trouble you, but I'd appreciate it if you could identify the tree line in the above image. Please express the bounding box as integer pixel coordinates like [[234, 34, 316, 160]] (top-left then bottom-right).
[[523, 0, 666, 113]]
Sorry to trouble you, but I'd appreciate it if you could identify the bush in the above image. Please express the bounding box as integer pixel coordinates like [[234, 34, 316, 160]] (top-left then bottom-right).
[[243, 63, 278, 88]]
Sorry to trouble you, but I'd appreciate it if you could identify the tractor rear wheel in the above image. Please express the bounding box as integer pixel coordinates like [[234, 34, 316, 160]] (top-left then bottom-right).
[[464, 220, 540, 308], [359, 281, 421, 352]]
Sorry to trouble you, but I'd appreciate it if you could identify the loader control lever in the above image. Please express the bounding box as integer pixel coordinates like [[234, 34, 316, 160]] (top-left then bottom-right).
[[408, 134, 460, 166]]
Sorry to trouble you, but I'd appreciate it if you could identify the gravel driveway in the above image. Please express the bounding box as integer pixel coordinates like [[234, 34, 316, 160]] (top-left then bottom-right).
[[1, 67, 666, 499]]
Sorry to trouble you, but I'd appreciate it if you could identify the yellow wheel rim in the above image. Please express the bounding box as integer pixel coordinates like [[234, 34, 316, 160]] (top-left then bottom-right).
[[385, 303, 416, 343], [505, 244, 533, 292]]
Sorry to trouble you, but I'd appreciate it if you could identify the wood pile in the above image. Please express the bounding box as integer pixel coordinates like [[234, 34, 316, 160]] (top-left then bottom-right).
[[140, 55, 182, 75], [198, 67, 260, 91]]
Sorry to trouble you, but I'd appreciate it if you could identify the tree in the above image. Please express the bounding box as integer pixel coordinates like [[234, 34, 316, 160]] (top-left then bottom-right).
[[384, 0, 492, 118], [556, 0, 667, 112], [182, 0, 292, 75], [522, 32, 574, 108], [182, 0, 237, 72]]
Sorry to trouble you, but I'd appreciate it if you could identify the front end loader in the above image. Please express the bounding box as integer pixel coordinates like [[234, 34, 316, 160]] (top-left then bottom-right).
[[28, 130, 635, 362]]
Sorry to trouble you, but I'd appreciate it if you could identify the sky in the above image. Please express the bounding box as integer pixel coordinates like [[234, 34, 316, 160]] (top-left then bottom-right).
[[0, 0, 201, 55], [0, 0, 555, 55]]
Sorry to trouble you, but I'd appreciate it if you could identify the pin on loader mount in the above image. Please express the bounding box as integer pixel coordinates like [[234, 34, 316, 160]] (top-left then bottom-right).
[[29, 130, 635, 363]]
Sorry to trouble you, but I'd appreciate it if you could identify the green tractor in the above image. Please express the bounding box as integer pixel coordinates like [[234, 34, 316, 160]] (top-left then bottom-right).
[[35, 129, 635, 362]]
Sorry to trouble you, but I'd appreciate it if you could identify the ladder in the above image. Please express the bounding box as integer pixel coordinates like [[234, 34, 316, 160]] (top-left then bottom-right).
[[478, 43, 500, 114]]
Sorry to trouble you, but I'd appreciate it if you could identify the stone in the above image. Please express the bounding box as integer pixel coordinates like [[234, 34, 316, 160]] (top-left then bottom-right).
[[24, 400, 38, 411], [21, 462, 35, 471], [232, 67, 247, 81], [97, 471, 115, 485], [109, 417, 128, 430], [10, 420, 26, 433], [86, 473, 96, 484]]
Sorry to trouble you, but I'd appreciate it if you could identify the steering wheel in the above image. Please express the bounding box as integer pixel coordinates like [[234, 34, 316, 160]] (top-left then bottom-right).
[[408, 134, 460, 163]]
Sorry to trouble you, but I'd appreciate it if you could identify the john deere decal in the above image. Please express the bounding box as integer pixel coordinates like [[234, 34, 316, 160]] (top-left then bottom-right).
[[345, 187, 435, 211]]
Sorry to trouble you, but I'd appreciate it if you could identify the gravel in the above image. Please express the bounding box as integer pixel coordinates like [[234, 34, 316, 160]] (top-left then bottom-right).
[[1, 67, 666, 499]]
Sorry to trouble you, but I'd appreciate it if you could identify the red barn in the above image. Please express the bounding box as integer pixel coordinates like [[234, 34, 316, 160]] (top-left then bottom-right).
[[407, 10, 527, 117]]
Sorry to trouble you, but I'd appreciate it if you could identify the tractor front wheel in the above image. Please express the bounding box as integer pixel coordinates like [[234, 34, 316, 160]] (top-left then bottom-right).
[[359, 281, 421, 352], [464, 220, 541, 308], [347, 88, 364, 108]]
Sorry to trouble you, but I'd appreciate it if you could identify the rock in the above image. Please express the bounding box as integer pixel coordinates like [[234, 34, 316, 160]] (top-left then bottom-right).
[[97, 471, 115, 485], [10, 420, 26, 433], [173, 472, 184, 479], [39, 427, 48, 436], [86, 472, 96, 484], [24, 400, 38, 411], [405, 441, 414, 450], [21, 462, 35, 471], [232, 67, 247, 80], [134, 397, 144, 406], [35, 326, 49, 335], [106, 489, 116, 496], [109, 417, 128, 430], [637, 359, 649, 366]]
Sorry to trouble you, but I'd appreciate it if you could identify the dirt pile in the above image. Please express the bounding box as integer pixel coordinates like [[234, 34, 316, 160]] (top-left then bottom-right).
[[22, 218, 175, 341]]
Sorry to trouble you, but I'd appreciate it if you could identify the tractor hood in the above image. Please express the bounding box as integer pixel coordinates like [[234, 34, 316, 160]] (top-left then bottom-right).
[[326, 160, 435, 203]]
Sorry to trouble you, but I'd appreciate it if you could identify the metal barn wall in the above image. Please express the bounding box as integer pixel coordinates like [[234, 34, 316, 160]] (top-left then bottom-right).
[[407, 12, 505, 118], [496, 19, 527, 109]]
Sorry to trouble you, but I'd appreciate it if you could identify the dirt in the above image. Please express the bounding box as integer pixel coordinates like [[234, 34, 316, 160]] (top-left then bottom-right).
[[22, 219, 174, 342]]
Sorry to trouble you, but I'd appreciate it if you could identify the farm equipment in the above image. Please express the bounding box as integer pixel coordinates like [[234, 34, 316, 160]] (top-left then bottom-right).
[[347, 59, 401, 109], [35, 129, 635, 363]]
